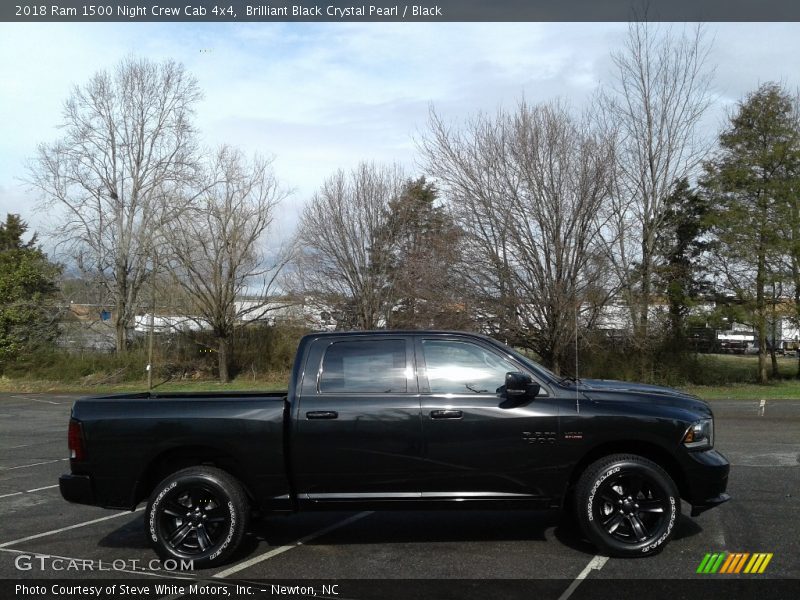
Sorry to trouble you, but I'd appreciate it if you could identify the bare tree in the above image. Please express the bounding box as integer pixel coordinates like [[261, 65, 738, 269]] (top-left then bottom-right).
[[164, 146, 289, 382], [600, 22, 714, 345], [28, 56, 201, 354], [293, 162, 404, 330], [421, 100, 616, 374]]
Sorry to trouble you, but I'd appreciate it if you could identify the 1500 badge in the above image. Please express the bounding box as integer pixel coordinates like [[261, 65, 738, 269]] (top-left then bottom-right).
[[522, 431, 557, 444]]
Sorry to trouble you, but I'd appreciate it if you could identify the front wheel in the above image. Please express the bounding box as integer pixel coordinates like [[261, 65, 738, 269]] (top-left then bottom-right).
[[146, 466, 249, 569], [574, 454, 679, 557]]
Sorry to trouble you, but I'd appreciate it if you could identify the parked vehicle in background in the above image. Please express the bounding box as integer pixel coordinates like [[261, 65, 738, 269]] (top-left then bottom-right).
[[60, 331, 730, 567]]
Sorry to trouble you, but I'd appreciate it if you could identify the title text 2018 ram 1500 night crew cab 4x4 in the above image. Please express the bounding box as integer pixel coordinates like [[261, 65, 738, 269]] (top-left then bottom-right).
[[60, 331, 730, 567]]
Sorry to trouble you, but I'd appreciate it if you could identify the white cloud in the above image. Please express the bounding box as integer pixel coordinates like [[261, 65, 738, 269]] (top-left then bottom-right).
[[1, 21, 800, 247]]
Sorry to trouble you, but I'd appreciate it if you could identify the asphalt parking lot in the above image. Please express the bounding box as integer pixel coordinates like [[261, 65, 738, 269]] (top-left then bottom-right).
[[1, 393, 798, 599]]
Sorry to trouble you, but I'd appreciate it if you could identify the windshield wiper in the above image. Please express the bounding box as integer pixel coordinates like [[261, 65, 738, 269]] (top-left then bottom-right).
[[558, 376, 582, 386]]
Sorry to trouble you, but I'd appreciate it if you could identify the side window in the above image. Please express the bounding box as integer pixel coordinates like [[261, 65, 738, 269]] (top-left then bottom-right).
[[319, 339, 408, 393], [421, 339, 518, 394]]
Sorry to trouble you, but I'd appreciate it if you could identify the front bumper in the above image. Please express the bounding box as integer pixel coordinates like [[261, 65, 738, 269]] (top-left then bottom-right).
[[683, 449, 731, 516], [59, 473, 95, 505], [690, 492, 731, 516]]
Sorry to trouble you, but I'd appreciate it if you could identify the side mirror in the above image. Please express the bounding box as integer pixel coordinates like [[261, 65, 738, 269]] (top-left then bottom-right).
[[505, 371, 540, 400]]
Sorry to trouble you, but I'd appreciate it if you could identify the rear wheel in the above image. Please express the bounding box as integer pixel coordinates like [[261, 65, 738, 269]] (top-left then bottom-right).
[[574, 454, 679, 557], [146, 466, 249, 569]]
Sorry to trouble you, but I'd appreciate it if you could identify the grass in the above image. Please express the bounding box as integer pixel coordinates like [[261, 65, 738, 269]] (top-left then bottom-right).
[[680, 381, 800, 400], [693, 353, 799, 382], [678, 354, 800, 399]]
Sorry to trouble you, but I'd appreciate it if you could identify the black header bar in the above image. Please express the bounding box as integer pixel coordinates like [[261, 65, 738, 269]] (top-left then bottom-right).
[[4, 1, 800, 23]]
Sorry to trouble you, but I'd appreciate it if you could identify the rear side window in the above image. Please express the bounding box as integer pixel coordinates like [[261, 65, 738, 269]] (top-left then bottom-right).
[[319, 339, 408, 393]]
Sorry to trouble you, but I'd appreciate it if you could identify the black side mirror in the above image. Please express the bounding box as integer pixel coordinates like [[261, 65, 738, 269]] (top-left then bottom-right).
[[505, 371, 540, 400]]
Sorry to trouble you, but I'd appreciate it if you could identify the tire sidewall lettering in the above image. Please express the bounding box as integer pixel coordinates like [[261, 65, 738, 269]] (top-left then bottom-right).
[[640, 496, 677, 553], [587, 466, 621, 522], [209, 501, 236, 560], [149, 481, 178, 543]]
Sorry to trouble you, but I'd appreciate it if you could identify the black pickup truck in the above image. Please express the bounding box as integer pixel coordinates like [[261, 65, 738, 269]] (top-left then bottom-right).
[[60, 330, 729, 567]]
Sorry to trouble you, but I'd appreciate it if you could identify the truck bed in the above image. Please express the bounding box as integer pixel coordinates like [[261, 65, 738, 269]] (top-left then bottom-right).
[[69, 392, 290, 510]]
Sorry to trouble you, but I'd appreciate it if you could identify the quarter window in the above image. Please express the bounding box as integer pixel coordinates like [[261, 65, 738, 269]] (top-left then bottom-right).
[[319, 340, 408, 393]]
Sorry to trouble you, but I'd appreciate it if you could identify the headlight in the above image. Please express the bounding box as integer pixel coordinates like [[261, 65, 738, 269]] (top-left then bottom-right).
[[682, 418, 714, 449]]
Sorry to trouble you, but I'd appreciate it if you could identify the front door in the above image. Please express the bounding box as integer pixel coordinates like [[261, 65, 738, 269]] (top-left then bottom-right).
[[416, 336, 561, 499]]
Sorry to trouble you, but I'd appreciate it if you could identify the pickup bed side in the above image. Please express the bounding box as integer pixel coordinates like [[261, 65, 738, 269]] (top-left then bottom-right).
[[62, 393, 289, 511]]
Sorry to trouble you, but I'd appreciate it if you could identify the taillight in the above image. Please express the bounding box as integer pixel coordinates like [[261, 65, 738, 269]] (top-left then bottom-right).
[[68, 419, 86, 461]]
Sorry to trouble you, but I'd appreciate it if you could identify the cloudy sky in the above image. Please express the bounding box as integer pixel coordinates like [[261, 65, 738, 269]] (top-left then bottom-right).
[[1, 21, 799, 252]]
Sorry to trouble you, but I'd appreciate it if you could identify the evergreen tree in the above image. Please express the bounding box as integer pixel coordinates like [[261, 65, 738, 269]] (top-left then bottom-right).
[[703, 83, 800, 382], [0, 214, 61, 370], [377, 178, 465, 329], [654, 179, 712, 345]]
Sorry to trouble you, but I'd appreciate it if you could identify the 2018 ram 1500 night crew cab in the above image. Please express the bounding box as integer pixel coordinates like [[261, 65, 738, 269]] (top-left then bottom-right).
[[60, 331, 730, 567]]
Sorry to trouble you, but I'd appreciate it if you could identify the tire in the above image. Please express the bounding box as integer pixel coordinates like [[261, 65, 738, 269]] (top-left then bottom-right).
[[574, 454, 679, 557], [146, 466, 249, 569]]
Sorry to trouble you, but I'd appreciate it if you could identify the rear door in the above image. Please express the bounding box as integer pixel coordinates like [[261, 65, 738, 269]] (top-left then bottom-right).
[[416, 336, 561, 499], [292, 335, 424, 499]]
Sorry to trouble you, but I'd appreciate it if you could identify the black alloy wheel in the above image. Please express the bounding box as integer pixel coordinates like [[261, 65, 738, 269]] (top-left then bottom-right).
[[146, 466, 249, 568], [158, 484, 229, 555], [575, 454, 680, 557], [593, 470, 670, 543]]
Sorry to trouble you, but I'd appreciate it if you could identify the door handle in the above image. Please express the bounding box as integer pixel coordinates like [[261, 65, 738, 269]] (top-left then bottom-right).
[[430, 409, 463, 419], [306, 411, 339, 420]]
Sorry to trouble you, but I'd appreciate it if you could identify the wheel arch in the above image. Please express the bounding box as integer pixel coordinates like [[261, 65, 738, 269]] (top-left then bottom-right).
[[564, 440, 689, 508], [135, 445, 256, 506]]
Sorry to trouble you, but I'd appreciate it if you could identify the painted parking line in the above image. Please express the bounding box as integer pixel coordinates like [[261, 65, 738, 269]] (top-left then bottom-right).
[[0, 508, 145, 548], [557, 555, 609, 600], [0, 485, 59, 500], [213, 511, 374, 579], [27, 484, 60, 493], [0, 458, 69, 471], [10, 395, 60, 405]]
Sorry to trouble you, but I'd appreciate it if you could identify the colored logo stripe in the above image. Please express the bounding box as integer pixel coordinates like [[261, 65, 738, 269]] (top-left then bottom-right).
[[697, 552, 772, 574], [697, 553, 727, 573], [719, 553, 749, 573], [744, 553, 773, 574]]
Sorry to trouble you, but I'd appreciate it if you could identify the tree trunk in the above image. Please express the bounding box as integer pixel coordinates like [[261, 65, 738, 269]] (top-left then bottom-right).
[[756, 206, 768, 384], [218, 336, 230, 383], [770, 347, 778, 379], [640, 241, 651, 341], [797, 344, 800, 379], [551, 355, 561, 377], [114, 301, 127, 356], [756, 308, 768, 384], [795, 280, 800, 379], [793, 209, 800, 379], [639, 237, 652, 381]]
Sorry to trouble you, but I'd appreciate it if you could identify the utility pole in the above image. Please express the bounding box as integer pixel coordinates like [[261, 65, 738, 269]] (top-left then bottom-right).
[[147, 250, 158, 391]]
